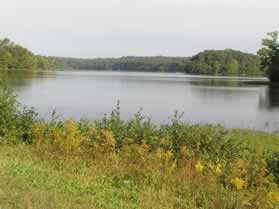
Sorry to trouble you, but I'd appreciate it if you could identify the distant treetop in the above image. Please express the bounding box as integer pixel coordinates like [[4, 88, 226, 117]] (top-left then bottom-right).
[[184, 49, 262, 76]]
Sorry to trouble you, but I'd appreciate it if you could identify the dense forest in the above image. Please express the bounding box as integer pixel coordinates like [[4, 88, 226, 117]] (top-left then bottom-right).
[[53, 56, 190, 73], [184, 49, 262, 76], [0, 38, 55, 71], [53, 49, 263, 76]]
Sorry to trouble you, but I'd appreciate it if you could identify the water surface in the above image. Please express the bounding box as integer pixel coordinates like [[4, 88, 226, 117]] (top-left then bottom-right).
[[4, 70, 279, 132]]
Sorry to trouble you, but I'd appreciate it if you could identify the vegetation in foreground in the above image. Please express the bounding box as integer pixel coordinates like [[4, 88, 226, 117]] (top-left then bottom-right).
[[0, 86, 279, 209]]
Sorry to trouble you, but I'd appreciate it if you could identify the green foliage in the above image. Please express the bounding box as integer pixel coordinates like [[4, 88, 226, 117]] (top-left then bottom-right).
[[54, 56, 190, 73], [0, 86, 38, 142], [257, 31, 279, 82], [185, 49, 262, 76], [266, 152, 279, 184], [0, 38, 55, 71]]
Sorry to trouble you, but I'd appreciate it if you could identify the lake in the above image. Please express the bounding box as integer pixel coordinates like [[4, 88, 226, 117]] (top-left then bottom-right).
[[4, 70, 279, 132]]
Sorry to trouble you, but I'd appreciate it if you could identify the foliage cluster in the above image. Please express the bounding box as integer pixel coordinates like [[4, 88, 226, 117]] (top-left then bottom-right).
[[257, 31, 279, 82], [0, 86, 38, 142], [185, 49, 262, 76], [0, 38, 55, 71]]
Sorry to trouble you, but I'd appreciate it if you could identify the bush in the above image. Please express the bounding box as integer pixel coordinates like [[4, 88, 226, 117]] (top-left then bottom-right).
[[0, 86, 38, 143]]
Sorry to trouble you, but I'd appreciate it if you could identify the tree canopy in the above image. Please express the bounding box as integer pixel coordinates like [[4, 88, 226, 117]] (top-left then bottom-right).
[[184, 49, 262, 76], [257, 31, 279, 82], [0, 38, 55, 71]]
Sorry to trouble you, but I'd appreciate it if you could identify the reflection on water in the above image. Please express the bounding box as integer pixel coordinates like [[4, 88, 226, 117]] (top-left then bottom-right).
[[259, 87, 279, 110], [1, 70, 279, 132]]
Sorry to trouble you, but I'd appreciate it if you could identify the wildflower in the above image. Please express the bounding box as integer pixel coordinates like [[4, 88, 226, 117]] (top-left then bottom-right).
[[155, 148, 164, 160], [215, 163, 222, 176], [267, 191, 279, 202], [232, 177, 246, 190], [195, 161, 204, 172]]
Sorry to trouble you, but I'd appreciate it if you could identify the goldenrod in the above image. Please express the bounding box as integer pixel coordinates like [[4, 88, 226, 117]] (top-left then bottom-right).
[[195, 161, 204, 173], [232, 177, 246, 190]]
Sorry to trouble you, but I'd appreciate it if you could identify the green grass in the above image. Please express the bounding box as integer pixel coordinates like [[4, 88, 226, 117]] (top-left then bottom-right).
[[232, 129, 279, 153], [0, 145, 140, 209]]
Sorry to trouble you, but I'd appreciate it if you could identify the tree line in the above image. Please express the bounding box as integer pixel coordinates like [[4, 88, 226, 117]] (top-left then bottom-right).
[[1, 33, 279, 80], [53, 50, 264, 76], [53, 56, 190, 73], [0, 38, 55, 71]]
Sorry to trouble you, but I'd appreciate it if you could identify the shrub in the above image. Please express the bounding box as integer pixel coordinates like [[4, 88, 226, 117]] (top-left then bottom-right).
[[0, 86, 38, 143], [32, 119, 86, 157]]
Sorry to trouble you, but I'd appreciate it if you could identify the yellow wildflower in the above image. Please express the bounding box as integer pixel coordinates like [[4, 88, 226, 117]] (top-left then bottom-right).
[[232, 177, 246, 190], [195, 161, 204, 172], [155, 148, 164, 160], [215, 163, 222, 176], [267, 191, 279, 202]]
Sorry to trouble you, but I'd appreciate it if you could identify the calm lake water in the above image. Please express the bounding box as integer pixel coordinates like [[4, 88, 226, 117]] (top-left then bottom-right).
[[4, 70, 279, 132]]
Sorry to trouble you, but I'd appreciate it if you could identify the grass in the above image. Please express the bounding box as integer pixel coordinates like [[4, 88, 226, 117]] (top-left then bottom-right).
[[232, 129, 279, 153], [0, 124, 279, 209], [0, 145, 140, 209]]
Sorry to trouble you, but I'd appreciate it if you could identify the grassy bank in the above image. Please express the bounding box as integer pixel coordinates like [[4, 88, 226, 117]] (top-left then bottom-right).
[[0, 88, 279, 208]]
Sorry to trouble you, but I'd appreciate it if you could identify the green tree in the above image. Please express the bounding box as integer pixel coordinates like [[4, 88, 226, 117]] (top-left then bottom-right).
[[0, 38, 55, 71], [185, 49, 261, 76], [224, 59, 239, 75], [257, 31, 279, 82]]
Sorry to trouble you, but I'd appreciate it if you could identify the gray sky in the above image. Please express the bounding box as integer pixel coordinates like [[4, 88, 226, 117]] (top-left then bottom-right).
[[1, 0, 279, 58]]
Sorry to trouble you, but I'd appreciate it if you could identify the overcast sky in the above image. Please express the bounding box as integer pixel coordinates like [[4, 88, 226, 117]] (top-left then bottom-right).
[[0, 0, 278, 58]]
